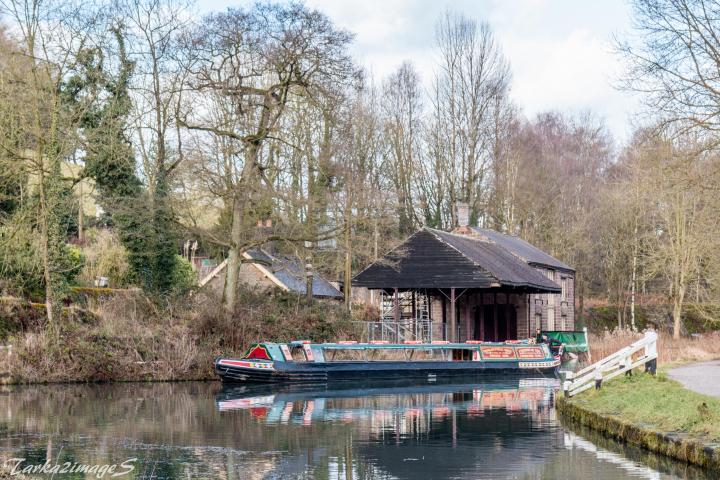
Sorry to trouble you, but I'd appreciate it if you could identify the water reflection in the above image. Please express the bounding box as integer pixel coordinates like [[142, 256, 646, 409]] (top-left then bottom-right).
[[0, 380, 714, 479]]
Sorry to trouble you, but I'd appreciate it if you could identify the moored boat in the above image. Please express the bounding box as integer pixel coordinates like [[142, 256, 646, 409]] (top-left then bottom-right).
[[215, 340, 561, 384]]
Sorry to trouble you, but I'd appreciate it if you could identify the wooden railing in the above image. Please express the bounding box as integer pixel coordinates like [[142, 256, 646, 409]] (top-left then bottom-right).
[[562, 330, 658, 398]]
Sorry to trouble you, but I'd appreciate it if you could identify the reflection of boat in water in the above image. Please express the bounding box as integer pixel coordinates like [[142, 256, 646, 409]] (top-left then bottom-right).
[[215, 341, 561, 384], [216, 377, 565, 479], [215, 377, 560, 424]]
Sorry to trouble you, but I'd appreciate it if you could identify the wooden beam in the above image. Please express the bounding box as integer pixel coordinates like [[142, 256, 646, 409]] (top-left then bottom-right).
[[480, 293, 484, 341], [506, 293, 511, 340], [450, 288, 456, 342], [493, 293, 498, 342], [441, 292, 447, 340]]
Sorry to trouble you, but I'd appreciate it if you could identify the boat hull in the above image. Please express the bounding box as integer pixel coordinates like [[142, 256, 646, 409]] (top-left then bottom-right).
[[215, 358, 560, 384]]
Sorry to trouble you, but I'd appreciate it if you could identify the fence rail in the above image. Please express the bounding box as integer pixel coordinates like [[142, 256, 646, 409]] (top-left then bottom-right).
[[563, 330, 657, 398]]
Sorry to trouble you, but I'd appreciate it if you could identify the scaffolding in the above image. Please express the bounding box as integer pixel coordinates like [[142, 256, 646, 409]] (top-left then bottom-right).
[[374, 290, 433, 342]]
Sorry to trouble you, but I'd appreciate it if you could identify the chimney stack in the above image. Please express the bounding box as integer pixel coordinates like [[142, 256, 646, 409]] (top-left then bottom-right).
[[453, 202, 473, 234], [457, 202, 469, 227]]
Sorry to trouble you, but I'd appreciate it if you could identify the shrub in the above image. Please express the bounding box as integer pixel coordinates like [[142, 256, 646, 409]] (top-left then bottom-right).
[[62, 244, 84, 284], [169, 255, 196, 295], [79, 229, 130, 287], [4, 285, 364, 383]]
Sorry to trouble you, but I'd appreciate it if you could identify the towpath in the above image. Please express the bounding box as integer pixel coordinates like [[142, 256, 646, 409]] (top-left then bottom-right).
[[668, 360, 720, 398]]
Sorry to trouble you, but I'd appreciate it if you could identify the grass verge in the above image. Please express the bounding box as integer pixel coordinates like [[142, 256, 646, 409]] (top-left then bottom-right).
[[558, 372, 720, 470], [570, 372, 720, 441]]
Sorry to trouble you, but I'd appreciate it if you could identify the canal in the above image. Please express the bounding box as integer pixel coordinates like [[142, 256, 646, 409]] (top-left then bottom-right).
[[0, 380, 714, 479]]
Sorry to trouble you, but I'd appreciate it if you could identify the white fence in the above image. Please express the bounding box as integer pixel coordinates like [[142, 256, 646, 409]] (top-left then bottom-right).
[[562, 330, 658, 398]]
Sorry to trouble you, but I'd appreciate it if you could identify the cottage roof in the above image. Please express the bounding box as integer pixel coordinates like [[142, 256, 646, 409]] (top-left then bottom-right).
[[352, 227, 563, 292], [245, 248, 343, 299]]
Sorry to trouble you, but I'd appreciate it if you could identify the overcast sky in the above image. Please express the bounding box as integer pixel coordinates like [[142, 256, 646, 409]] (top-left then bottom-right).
[[202, 0, 643, 145]]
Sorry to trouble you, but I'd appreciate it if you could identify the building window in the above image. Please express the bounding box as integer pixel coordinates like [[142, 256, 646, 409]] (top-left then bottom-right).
[[547, 307, 555, 331], [561, 277, 568, 300]]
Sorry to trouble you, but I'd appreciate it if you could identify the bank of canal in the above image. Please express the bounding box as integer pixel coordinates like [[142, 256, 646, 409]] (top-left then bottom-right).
[[557, 372, 720, 472]]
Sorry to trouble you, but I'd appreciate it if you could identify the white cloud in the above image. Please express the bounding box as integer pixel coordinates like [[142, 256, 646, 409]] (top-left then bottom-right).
[[203, 0, 643, 143]]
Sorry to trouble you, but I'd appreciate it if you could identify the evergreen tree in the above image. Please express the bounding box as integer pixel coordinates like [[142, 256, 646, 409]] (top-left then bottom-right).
[[69, 26, 177, 295]]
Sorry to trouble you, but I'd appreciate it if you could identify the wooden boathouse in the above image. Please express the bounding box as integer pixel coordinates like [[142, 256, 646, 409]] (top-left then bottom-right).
[[352, 216, 575, 343]]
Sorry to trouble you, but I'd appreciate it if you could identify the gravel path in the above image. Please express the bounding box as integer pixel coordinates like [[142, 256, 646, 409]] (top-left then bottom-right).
[[667, 360, 720, 398]]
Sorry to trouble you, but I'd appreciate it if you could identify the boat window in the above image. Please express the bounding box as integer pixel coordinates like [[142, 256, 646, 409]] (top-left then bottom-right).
[[452, 349, 473, 361], [290, 347, 308, 362], [323, 348, 449, 362]]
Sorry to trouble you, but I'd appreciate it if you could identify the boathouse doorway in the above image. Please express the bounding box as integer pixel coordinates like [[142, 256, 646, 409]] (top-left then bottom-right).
[[475, 304, 518, 342]]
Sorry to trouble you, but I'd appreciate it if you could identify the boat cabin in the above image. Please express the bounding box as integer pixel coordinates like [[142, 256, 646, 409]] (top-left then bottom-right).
[[238, 340, 556, 364]]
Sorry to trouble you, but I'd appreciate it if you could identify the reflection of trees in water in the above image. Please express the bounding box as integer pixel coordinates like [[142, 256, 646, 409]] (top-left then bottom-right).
[[0, 382, 560, 479], [0, 382, 696, 480], [0, 383, 370, 479]]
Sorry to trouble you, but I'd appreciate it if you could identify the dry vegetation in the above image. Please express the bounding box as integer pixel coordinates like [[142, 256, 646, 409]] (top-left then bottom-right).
[[589, 329, 720, 366], [0, 288, 361, 383]]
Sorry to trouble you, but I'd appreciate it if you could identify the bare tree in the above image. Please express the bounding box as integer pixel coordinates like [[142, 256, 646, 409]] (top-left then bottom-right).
[[620, 0, 720, 140], [382, 61, 423, 235], [430, 11, 511, 227], [181, 2, 356, 311]]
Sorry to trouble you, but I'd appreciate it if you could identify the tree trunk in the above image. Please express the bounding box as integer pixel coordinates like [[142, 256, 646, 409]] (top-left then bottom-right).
[[223, 194, 244, 312], [343, 192, 352, 312], [223, 241, 241, 312], [630, 247, 638, 332], [223, 143, 260, 312], [77, 182, 84, 244], [673, 285, 685, 339]]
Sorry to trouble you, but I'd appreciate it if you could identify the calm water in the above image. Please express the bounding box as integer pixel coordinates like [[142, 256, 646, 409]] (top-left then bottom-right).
[[0, 380, 715, 479]]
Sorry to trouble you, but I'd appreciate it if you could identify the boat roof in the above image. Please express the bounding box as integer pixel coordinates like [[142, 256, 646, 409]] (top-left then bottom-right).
[[279, 341, 540, 350]]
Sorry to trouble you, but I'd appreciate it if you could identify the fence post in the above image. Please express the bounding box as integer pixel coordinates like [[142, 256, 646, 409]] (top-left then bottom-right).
[[563, 380, 571, 398], [644, 330, 658, 375], [619, 352, 632, 377]]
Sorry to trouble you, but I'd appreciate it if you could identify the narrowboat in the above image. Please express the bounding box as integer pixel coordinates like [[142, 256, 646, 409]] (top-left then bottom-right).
[[214, 340, 561, 384]]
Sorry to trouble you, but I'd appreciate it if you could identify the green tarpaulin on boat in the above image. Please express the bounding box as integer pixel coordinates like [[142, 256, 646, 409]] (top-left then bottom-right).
[[542, 330, 589, 353]]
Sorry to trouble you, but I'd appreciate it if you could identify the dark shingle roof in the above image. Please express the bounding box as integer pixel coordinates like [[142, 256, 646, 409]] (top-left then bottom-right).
[[428, 229, 560, 291], [470, 227, 573, 271], [245, 248, 343, 299], [352, 228, 561, 292]]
